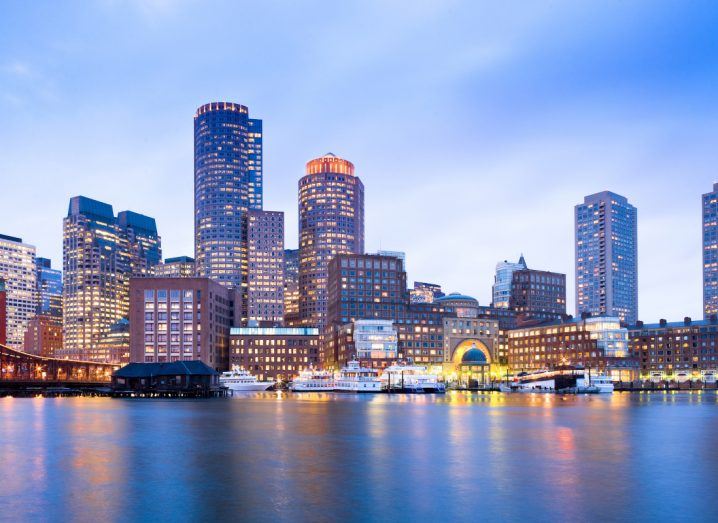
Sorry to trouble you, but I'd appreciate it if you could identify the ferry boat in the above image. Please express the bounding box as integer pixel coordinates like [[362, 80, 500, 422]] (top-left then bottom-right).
[[588, 374, 615, 393], [219, 366, 275, 391], [508, 367, 613, 394], [381, 362, 445, 393], [289, 367, 335, 392], [333, 360, 382, 393]]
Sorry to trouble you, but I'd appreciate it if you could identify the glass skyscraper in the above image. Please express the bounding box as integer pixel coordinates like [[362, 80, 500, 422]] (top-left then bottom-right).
[[492, 255, 527, 308], [0, 234, 37, 349], [575, 191, 638, 325], [63, 196, 161, 361], [36, 257, 62, 318], [703, 183, 718, 318], [298, 153, 364, 327], [194, 102, 263, 288]]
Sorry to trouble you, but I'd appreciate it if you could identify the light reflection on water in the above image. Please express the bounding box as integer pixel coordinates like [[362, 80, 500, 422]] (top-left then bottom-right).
[[1, 392, 718, 522]]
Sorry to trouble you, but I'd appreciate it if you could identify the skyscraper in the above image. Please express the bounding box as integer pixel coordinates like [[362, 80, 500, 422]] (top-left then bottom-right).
[[703, 183, 718, 319], [0, 234, 37, 349], [35, 257, 62, 318], [246, 210, 284, 325], [298, 153, 364, 327], [492, 256, 527, 308], [283, 248, 300, 325], [0, 278, 6, 346], [194, 102, 263, 288], [63, 196, 161, 361], [575, 191, 638, 325]]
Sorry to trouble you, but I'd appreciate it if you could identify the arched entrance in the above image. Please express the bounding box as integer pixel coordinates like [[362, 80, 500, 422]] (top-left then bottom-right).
[[452, 340, 492, 387]]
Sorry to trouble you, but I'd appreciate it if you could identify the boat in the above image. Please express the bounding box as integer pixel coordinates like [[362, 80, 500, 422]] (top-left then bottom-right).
[[289, 367, 335, 392], [381, 361, 445, 393], [589, 374, 615, 393], [333, 360, 382, 393], [219, 366, 275, 391]]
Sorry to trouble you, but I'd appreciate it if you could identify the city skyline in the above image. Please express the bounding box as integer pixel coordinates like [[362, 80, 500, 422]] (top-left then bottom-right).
[[2, 1, 718, 321]]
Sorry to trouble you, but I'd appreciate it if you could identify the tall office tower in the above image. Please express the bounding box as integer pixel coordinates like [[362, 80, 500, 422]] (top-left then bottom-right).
[[283, 249, 300, 325], [194, 102, 263, 288], [298, 153, 364, 327], [0, 234, 37, 349], [154, 256, 196, 278], [703, 183, 718, 318], [35, 257, 62, 318], [63, 196, 161, 361], [0, 278, 6, 346], [492, 256, 527, 308], [118, 211, 162, 276], [410, 281, 444, 304], [575, 191, 638, 325], [246, 210, 284, 325]]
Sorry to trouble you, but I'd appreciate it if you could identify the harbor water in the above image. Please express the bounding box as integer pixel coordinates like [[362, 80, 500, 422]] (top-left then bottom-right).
[[1, 391, 717, 522]]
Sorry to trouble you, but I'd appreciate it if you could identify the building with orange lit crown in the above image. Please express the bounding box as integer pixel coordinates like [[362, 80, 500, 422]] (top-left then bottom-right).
[[298, 153, 364, 327]]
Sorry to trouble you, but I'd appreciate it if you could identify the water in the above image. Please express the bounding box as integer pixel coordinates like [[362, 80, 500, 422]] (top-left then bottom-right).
[[1, 392, 718, 522]]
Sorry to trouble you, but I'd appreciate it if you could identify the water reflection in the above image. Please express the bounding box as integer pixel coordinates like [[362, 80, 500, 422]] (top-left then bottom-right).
[[1, 393, 718, 521]]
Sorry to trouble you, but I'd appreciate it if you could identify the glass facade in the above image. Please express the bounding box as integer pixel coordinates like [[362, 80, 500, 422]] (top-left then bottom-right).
[[246, 210, 284, 325], [36, 257, 62, 318], [575, 191, 638, 325], [298, 153, 364, 327], [492, 256, 527, 308], [194, 102, 263, 289], [703, 183, 718, 318]]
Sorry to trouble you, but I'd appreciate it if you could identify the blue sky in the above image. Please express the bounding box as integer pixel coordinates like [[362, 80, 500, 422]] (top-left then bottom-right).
[[1, 0, 717, 321]]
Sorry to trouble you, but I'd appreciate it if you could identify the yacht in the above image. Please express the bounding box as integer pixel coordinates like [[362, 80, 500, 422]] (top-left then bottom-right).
[[381, 362, 445, 393], [334, 360, 382, 393], [220, 366, 275, 391], [289, 367, 335, 392], [588, 374, 615, 393]]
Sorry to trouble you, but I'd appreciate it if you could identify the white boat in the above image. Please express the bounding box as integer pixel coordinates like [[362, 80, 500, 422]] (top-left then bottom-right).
[[588, 374, 614, 393], [289, 367, 335, 392], [220, 366, 275, 391], [334, 360, 382, 393], [381, 362, 445, 393]]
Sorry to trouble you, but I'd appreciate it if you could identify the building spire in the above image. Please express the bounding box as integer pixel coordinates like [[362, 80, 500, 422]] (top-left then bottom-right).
[[518, 253, 527, 268]]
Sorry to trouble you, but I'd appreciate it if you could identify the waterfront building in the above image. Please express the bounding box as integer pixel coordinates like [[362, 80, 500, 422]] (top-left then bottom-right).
[[492, 256, 527, 308], [23, 315, 62, 357], [283, 248, 300, 325], [0, 234, 37, 350], [629, 317, 718, 381], [229, 326, 319, 382], [508, 316, 637, 380], [442, 315, 500, 385], [194, 102, 262, 288], [112, 361, 219, 392], [509, 267, 566, 323], [410, 281, 444, 304], [95, 319, 131, 364], [129, 277, 233, 370], [703, 183, 718, 318], [298, 153, 364, 327], [0, 279, 6, 346], [35, 257, 62, 318], [64, 196, 161, 361], [353, 319, 398, 360], [575, 191, 638, 325], [154, 256, 196, 278], [246, 210, 284, 326]]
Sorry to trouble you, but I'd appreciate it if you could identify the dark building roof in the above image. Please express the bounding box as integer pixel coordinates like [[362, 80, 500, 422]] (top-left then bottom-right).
[[117, 210, 158, 235], [0, 233, 23, 243], [164, 256, 195, 263], [113, 361, 219, 378], [68, 196, 115, 221]]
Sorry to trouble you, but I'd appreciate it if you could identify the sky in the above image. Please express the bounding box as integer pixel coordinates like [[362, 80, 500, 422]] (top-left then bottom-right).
[[1, 0, 717, 321]]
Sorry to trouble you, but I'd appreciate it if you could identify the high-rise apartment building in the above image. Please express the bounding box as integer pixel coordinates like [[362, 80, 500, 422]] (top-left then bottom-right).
[[0, 278, 7, 346], [492, 256, 527, 308], [283, 249, 300, 325], [702, 183, 718, 318], [35, 257, 62, 318], [575, 191, 638, 325], [194, 102, 263, 288], [298, 153, 364, 327], [246, 210, 284, 325], [63, 196, 161, 361], [0, 234, 37, 349], [154, 256, 196, 278]]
